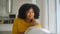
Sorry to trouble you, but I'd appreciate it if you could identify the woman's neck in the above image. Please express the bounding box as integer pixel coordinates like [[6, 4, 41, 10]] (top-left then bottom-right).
[[24, 19, 31, 23]]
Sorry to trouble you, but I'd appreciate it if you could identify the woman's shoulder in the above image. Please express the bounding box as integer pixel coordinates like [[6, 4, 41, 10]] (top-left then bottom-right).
[[13, 18, 24, 23], [13, 18, 24, 25], [14, 18, 23, 21]]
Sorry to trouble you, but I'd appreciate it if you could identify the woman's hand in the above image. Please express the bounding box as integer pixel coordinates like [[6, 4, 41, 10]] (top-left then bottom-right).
[[31, 18, 38, 26], [31, 18, 42, 28]]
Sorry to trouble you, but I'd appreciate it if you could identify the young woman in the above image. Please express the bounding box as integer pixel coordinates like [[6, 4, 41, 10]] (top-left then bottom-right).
[[12, 3, 42, 34]]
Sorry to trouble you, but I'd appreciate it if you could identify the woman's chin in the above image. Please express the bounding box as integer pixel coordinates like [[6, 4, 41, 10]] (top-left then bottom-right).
[[29, 18, 33, 20]]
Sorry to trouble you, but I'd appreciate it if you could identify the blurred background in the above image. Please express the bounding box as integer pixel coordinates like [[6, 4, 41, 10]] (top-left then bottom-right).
[[0, 0, 60, 34]]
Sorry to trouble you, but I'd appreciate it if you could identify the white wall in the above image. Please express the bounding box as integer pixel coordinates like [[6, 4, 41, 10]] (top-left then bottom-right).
[[36, 0, 43, 25], [0, 0, 9, 16], [41, 0, 49, 29]]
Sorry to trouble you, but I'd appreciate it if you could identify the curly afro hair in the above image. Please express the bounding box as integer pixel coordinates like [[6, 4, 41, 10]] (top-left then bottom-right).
[[18, 3, 40, 19]]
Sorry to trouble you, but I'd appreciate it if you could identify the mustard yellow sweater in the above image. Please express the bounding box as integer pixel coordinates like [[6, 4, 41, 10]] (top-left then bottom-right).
[[12, 18, 42, 34]]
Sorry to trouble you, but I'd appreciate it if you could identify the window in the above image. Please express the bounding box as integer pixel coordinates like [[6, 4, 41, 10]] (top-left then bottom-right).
[[41, 0, 57, 34], [56, 0, 60, 34]]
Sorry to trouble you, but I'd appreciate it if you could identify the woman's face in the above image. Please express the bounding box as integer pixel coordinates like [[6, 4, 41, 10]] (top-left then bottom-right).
[[26, 8, 34, 20]]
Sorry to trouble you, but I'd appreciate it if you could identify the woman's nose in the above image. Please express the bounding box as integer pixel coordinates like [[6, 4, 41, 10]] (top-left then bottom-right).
[[30, 13, 32, 15]]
